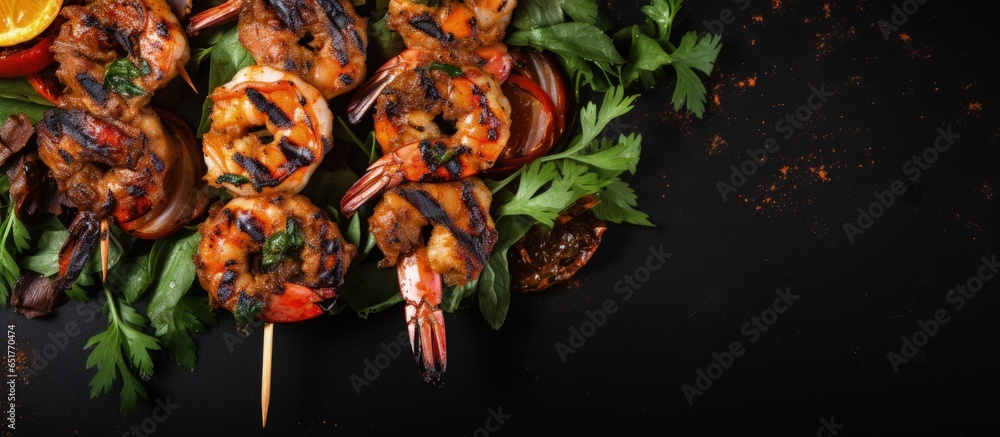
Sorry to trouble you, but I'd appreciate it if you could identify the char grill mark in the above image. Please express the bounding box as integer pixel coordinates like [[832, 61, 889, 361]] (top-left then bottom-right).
[[245, 87, 293, 128]]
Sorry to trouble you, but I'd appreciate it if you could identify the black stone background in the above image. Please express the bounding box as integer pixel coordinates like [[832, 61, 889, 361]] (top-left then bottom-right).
[[4, 0, 1000, 435]]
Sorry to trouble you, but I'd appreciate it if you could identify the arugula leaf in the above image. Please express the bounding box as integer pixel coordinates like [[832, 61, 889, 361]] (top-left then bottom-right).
[[111, 253, 153, 303], [0, 180, 30, 305], [511, 0, 567, 29], [85, 285, 160, 412], [196, 25, 255, 137]]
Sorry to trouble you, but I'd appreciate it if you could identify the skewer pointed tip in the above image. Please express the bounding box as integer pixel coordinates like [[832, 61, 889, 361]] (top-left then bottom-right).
[[262, 322, 274, 428], [99, 220, 110, 283]]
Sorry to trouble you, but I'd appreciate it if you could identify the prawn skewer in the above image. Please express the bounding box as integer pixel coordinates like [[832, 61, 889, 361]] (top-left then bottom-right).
[[262, 321, 274, 427], [202, 65, 333, 196], [369, 178, 498, 384], [187, 0, 368, 99], [341, 62, 511, 217], [53, 0, 191, 122]]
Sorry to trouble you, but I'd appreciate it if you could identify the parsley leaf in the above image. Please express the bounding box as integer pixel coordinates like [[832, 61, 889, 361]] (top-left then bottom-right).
[[667, 31, 723, 117], [146, 231, 214, 369], [592, 179, 654, 226], [0, 178, 30, 305], [155, 295, 215, 370], [85, 285, 160, 412], [508, 0, 722, 116], [641, 0, 683, 41]]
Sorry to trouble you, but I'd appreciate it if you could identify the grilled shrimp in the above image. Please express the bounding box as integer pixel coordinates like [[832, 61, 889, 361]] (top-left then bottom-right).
[[340, 61, 511, 216], [37, 108, 176, 229], [203, 65, 333, 196], [195, 193, 357, 323], [387, 0, 516, 55], [186, 0, 368, 100], [369, 178, 498, 385], [36, 108, 182, 288], [52, 0, 191, 121]]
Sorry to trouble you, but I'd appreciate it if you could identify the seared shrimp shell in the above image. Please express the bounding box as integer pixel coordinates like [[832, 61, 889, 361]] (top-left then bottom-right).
[[370, 178, 497, 285], [195, 193, 358, 323], [340, 63, 511, 216], [203, 65, 333, 196], [368, 177, 497, 385], [239, 0, 368, 99], [53, 0, 190, 121], [36, 108, 176, 226], [387, 0, 516, 54]]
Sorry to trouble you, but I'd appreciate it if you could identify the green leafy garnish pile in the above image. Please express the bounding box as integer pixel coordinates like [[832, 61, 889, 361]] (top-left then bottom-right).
[[506, 0, 722, 117], [0, 0, 720, 413]]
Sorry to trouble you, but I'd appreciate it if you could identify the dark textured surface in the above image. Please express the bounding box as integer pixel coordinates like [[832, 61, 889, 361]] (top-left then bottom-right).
[[6, 0, 1000, 435]]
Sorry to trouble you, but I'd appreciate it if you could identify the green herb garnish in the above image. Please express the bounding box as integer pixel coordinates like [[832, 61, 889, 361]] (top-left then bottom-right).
[[233, 291, 265, 329], [0, 176, 30, 305], [84, 285, 161, 412], [103, 58, 151, 97], [260, 219, 304, 272], [216, 173, 251, 186], [427, 62, 464, 77]]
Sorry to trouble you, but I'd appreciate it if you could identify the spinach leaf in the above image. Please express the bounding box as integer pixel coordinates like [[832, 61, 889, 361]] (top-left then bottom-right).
[[196, 26, 255, 137], [0, 77, 55, 123]]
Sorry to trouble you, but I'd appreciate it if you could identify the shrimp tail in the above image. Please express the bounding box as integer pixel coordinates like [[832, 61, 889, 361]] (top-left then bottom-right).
[[56, 212, 101, 291], [340, 154, 404, 217], [346, 49, 424, 124], [398, 247, 446, 387], [186, 0, 243, 35]]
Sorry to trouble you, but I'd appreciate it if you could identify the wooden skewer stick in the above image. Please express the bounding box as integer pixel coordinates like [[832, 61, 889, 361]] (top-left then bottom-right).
[[261, 322, 274, 428], [100, 220, 110, 282]]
